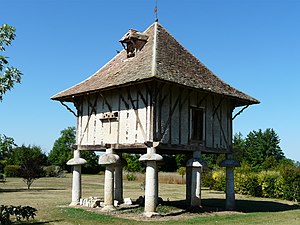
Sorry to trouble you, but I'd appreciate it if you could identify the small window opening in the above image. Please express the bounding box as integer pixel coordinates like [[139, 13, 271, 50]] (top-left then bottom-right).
[[191, 108, 205, 141]]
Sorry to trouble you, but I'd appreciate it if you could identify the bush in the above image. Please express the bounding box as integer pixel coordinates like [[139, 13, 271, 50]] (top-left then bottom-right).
[[211, 169, 226, 191], [279, 166, 300, 201], [235, 172, 262, 197], [202, 169, 215, 188], [258, 171, 283, 198], [123, 154, 143, 172], [126, 173, 136, 181], [207, 162, 300, 201], [4, 165, 20, 177], [0, 205, 37, 225], [177, 167, 186, 183], [43, 165, 64, 177]]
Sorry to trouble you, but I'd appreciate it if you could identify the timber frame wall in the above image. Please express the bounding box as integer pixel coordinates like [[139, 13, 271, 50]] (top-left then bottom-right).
[[73, 80, 234, 154]]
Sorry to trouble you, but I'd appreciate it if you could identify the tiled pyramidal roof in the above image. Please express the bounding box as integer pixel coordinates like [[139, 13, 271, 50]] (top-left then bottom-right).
[[52, 22, 259, 106]]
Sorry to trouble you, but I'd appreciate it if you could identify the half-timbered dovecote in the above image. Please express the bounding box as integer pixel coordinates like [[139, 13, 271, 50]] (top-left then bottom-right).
[[52, 21, 259, 212], [52, 21, 259, 154]]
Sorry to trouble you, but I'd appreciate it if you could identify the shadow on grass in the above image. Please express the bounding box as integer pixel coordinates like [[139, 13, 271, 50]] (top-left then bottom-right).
[[0, 188, 65, 193], [15, 220, 62, 225], [162, 198, 300, 213]]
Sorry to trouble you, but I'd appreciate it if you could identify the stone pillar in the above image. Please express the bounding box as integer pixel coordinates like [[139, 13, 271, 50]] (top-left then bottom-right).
[[220, 154, 240, 210], [98, 148, 120, 211], [67, 149, 87, 206], [139, 142, 163, 217], [186, 151, 205, 208], [114, 154, 127, 204]]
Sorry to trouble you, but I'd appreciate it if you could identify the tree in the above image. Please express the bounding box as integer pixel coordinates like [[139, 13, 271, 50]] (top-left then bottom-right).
[[123, 153, 143, 172], [160, 154, 177, 172], [0, 24, 22, 101], [81, 151, 102, 174], [12, 145, 46, 189], [48, 127, 76, 171], [232, 132, 246, 163], [0, 134, 16, 173], [48, 127, 101, 173], [240, 128, 285, 171]]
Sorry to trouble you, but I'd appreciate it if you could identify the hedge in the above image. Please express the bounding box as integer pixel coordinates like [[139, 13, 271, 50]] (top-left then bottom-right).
[[206, 166, 300, 201]]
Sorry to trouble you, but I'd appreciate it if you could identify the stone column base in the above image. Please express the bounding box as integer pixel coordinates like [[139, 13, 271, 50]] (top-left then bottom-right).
[[220, 155, 240, 210], [139, 145, 163, 215], [102, 205, 117, 212]]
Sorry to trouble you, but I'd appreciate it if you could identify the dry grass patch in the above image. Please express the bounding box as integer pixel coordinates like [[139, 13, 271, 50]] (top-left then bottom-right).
[[1, 173, 300, 225]]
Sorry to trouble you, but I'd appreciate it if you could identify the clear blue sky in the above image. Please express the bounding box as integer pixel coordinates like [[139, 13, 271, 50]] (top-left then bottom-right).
[[1, 0, 299, 161]]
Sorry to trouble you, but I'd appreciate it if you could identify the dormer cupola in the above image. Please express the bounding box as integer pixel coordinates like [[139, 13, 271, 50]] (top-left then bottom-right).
[[119, 29, 148, 58]]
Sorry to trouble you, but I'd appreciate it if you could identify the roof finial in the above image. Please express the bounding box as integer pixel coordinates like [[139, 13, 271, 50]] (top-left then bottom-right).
[[154, 0, 158, 22]]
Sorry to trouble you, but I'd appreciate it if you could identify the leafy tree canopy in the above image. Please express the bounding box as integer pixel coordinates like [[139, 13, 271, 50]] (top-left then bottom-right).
[[81, 151, 102, 174], [48, 127, 101, 173], [48, 127, 76, 170], [123, 153, 143, 172], [0, 134, 16, 159], [0, 24, 22, 101], [12, 145, 46, 189], [233, 128, 285, 171], [0, 134, 17, 173]]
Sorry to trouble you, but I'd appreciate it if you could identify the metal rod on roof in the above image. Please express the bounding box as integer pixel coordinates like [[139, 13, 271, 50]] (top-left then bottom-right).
[[154, 0, 158, 22]]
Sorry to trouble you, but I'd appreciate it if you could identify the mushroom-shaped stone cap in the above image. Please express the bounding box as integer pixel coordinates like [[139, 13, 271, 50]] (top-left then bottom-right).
[[219, 159, 240, 168], [186, 158, 207, 168], [98, 153, 120, 165], [66, 158, 87, 166], [139, 153, 163, 162]]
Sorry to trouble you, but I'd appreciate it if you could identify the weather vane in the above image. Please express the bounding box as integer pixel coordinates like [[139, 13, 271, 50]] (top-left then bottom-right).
[[154, 0, 158, 22]]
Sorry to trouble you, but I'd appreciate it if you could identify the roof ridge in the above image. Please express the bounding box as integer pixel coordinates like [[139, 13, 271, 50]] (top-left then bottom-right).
[[151, 21, 158, 77]]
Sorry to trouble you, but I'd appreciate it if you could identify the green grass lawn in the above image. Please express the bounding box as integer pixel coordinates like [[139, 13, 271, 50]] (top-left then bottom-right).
[[1, 173, 300, 225]]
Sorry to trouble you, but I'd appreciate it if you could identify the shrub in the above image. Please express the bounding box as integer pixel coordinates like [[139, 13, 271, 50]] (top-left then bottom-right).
[[43, 165, 64, 177], [235, 172, 262, 197], [4, 165, 20, 177], [123, 154, 143, 172], [279, 166, 300, 201], [258, 171, 283, 198], [177, 167, 186, 183], [202, 169, 215, 188], [208, 163, 300, 201], [211, 169, 226, 191], [126, 173, 136, 181], [0, 205, 37, 225]]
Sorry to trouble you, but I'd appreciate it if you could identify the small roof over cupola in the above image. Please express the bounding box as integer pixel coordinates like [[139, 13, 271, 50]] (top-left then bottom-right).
[[52, 21, 259, 107], [119, 29, 149, 58]]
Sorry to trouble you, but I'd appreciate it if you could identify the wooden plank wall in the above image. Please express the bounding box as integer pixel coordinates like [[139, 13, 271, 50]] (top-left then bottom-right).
[[75, 81, 233, 152], [76, 84, 152, 146], [154, 82, 232, 151]]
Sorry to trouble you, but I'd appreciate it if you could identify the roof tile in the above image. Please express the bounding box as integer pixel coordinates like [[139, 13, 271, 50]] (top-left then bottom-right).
[[51, 22, 259, 106]]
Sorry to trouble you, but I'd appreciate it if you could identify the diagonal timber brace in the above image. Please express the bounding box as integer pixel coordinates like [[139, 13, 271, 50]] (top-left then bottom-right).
[[232, 105, 249, 120], [60, 101, 77, 117]]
